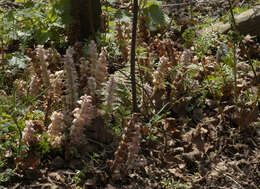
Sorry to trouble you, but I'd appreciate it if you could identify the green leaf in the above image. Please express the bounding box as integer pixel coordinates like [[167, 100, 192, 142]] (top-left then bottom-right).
[[53, 0, 72, 26], [149, 4, 165, 25], [0, 168, 14, 183], [36, 30, 51, 45], [15, 0, 25, 3], [143, 3, 167, 31], [1, 127, 9, 133], [7, 53, 29, 69], [17, 31, 31, 38], [114, 9, 131, 22], [147, 0, 162, 6]]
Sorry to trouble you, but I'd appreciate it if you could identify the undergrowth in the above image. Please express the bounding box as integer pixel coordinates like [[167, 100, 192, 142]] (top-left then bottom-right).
[[0, 0, 259, 188]]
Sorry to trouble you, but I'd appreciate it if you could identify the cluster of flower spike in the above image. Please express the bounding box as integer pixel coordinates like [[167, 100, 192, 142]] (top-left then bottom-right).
[[22, 120, 37, 147], [26, 46, 50, 98], [27, 46, 62, 100], [36, 45, 51, 88], [105, 76, 117, 111], [70, 95, 95, 145], [22, 120, 45, 148], [63, 47, 79, 125], [23, 40, 114, 151], [48, 111, 65, 148], [153, 56, 169, 90], [88, 41, 108, 93], [49, 70, 65, 104], [115, 21, 130, 63], [110, 114, 142, 180], [153, 37, 176, 65]]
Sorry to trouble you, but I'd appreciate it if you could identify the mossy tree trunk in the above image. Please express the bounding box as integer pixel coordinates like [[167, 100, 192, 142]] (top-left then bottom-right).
[[68, 0, 101, 43]]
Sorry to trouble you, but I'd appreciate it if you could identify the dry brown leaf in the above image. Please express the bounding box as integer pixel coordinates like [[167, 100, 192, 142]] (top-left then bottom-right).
[[242, 34, 255, 43], [168, 168, 184, 178], [48, 172, 65, 183]]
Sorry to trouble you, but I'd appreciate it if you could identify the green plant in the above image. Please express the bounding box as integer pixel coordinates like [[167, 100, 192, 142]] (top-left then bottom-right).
[[0, 91, 27, 183], [142, 1, 169, 32], [146, 108, 167, 141], [161, 177, 190, 188], [161, 177, 175, 188], [37, 133, 50, 156], [0, 0, 66, 55], [182, 28, 195, 48], [0, 168, 15, 185], [0, 94, 25, 157], [72, 169, 85, 185]]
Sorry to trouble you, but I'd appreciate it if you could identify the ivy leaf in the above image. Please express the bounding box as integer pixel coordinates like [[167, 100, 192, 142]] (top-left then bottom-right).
[[149, 4, 165, 25], [53, 0, 72, 26], [17, 31, 31, 38], [143, 4, 167, 31], [114, 9, 131, 22], [36, 30, 51, 45], [7, 52, 30, 69]]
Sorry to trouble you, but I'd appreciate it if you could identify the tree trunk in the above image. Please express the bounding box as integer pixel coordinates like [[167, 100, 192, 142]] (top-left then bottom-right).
[[68, 0, 101, 43]]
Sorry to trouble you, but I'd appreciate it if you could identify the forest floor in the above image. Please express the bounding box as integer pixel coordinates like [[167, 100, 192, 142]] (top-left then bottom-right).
[[0, 0, 260, 188]]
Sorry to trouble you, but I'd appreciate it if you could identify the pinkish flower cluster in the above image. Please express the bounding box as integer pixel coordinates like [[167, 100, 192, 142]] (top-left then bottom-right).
[[88, 41, 108, 93], [48, 111, 65, 148], [63, 47, 79, 124], [29, 75, 41, 96], [70, 95, 96, 145], [35, 45, 51, 88], [105, 76, 117, 110], [153, 56, 169, 90], [22, 120, 37, 147], [50, 70, 65, 103], [110, 114, 142, 179], [96, 48, 108, 86]]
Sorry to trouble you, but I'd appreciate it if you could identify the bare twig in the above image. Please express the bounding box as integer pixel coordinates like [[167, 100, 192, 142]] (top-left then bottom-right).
[[130, 0, 138, 112]]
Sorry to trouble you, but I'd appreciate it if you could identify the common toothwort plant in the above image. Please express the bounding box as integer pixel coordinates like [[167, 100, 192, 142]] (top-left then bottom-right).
[[35, 45, 51, 89], [22, 120, 45, 149], [110, 113, 142, 180], [115, 21, 129, 63], [70, 95, 96, 145], [48, 111, 65, 148], [22, 120, 37, 148], [88, 41, 108, 91], [152, 56, 169, 91], [87, 41, 108, 104], [105, 76, 117, 111], [63, 47, 79, 125]]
